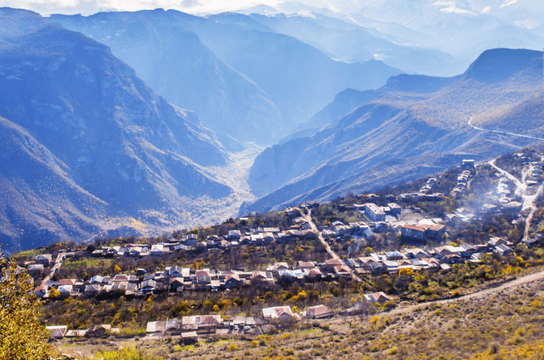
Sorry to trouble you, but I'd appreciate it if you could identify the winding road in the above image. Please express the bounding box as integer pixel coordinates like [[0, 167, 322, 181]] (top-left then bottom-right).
[[468, 116, 544, 142]]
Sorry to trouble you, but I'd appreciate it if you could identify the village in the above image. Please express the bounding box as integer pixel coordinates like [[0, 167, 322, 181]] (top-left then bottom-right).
[[18, 149, 544, 344]]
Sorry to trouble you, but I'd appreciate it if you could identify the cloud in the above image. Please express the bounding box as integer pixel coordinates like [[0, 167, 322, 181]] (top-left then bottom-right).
[[3, 0, 280, 16], [180, 0, 200, 7]]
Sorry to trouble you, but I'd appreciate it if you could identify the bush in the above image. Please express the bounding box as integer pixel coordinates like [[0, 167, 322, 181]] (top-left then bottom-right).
[[250, 341, 259, 348], [228, 344, 240, 351]]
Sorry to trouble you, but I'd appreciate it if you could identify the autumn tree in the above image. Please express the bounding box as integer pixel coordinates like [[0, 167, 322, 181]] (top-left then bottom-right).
[[0, 246, 51, 359]]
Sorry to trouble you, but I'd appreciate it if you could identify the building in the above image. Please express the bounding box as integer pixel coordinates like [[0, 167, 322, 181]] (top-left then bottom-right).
[[364, 292, 391, 305], [262, 306, 294, 320], [401, 225, 428, 240], [365, 203, 386, 222], [305, 305, 334, 319]]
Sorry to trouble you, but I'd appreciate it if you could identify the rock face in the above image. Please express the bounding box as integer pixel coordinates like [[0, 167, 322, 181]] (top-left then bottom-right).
[[243, 48, 544, 214], [0, 9, 232, 251], [47, 10, 290, 145]]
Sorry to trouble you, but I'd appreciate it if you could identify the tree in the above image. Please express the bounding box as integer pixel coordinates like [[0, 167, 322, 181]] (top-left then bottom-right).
[[0, 245, 51, 359], [49, 287, 60, 299], [113, 265, 121, 273]]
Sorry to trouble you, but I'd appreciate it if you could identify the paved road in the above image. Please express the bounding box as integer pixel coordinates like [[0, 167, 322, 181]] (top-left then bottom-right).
[[468, 116, 544, 142], [303, 210, 363, 283]]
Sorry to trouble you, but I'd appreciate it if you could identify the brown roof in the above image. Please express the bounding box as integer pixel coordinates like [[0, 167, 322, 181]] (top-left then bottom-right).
[[307, 305, 332, 317], [403, 225, 428, 232], [325, 259, 343, 266]]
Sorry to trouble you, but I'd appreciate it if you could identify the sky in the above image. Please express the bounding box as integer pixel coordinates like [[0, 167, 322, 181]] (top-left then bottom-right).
[[0, 0, 283, 16]]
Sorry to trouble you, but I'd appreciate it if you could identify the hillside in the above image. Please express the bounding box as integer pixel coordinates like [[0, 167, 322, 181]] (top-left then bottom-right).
[[243, 48, 544, 214], [47, 10, 290, 146], [0, 8, 235, 252]]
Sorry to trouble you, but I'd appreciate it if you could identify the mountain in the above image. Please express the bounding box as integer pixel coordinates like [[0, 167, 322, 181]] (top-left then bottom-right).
[[47, 10, 289, 146], [242, 48, 544, 214], [0, 8, 234, 252], [347, 0, 544, 60], [307, 74, 460, 127], [194, 12, 403, 122], [245, 12, 464, 76]]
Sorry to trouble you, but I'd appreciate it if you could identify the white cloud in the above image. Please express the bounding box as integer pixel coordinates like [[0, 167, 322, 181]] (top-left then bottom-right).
[[500, 0, 518, 9], [0, 0, 281, 15], [432, 1, 477, 15]]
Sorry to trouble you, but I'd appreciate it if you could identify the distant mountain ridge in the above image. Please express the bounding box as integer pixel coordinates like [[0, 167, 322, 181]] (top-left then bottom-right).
[[242, 48, 544, 214], [0, 8, 233, 252], [48, 9, 402, 138]]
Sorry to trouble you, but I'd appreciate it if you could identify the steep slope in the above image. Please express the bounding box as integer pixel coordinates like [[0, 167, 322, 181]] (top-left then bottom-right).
[[0, 8, 233, 251], [47, 10, 289, 145], [243, 48, 544, 213], [0, 116, 106, 253]]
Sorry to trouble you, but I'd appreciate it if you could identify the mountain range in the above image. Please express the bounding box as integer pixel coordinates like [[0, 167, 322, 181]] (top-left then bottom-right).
[[241, 48, 544, 214], [47, 10, 402, 144]]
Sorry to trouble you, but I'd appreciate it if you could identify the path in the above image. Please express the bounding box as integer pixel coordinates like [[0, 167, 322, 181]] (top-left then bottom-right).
[[303, 210, 363, 283], [468, 116, 544, 142], [42, 252, 73, 283], [389, 270, 544, 316]]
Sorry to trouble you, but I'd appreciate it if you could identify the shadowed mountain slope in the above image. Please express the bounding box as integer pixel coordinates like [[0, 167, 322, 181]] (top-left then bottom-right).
[[0, 8, 233, 251]]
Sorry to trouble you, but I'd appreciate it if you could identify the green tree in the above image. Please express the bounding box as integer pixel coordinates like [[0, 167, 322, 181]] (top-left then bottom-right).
[[0, 246, 51, 359]]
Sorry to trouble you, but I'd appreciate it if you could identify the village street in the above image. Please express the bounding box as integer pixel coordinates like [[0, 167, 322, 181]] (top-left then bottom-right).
[[303, 209, 363, 283]]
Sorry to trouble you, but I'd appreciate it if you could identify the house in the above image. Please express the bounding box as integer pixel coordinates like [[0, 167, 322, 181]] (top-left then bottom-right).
[[146, 321, 166, 335], [385, 251, 403, 260], [365, 203, 386, 222], [305, 305, 334, 319], [225, 274, 241, 289], [303, 229, 316, 239], [34, 284, 48, 298], [181, 331, 198, 344], [142, 279, 157, 293], [35, 254, 52, 266], [387, 203, 402, 216], [167, 266, 183, 277], [323, 259, 343, 270], [165, 319, 182, 334], [57, 279, 76, 287], [364, 292, 391, 305], [46, 325, 67, 339], [150, 244, 165, 256], [262, 306, 294, 320], [84, 284, 102, 296], [26, 264, 44, 278], [401, 225, 429, 240], [228, 230, 241, 240], [496, 244, 513, 256], [427, 224, 446, 239], [195, 270, 211, 285], [90, 275, 104, 284], [169, 278, 184, 292], [488, 237, 507, 247], [57, 285, 73, 298], [298, 261, 316, 270]]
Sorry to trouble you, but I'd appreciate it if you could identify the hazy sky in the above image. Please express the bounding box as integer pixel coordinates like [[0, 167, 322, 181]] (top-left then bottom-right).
[[0, 0, 282, 15]]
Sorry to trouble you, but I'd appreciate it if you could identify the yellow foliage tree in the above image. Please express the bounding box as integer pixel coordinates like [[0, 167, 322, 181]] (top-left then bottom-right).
[[0, 246, 51, 359], [49, 287, 60, 299], [399, 268, 414, 277], [113, 265, 121, 273]]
